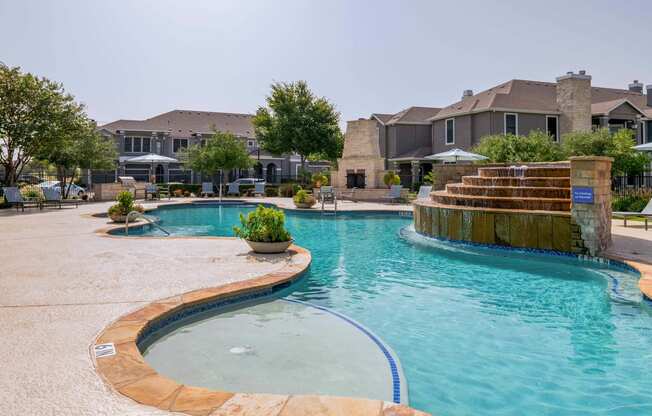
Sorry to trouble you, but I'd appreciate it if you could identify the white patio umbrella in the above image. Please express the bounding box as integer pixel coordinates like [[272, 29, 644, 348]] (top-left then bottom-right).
[[633, 143, 652, 151], [125, 154, 179, 181], [424, 148, 488, 163]]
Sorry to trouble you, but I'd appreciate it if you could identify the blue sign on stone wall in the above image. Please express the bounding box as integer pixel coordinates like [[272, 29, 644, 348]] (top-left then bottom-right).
[[572, 187, 594, 204]]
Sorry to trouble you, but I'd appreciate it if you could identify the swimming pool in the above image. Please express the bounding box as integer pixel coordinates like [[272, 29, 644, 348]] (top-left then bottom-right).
[[123, 203, 652, 415]]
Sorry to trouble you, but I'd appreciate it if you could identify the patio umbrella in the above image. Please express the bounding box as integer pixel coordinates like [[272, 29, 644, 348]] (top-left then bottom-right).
[[424, 148, 488, 163], [125, 154, 179, 181], [633, 143, 652, 152]]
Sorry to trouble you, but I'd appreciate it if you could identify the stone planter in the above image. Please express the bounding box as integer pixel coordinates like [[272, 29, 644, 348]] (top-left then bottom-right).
[[294, 202, 315, 209], [245, 239, 293, 254]]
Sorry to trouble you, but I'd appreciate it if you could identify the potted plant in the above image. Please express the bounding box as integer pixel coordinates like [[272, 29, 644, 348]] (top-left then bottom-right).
[[107, 190, 144, 223], [311, 172, 328, 200], [233, 205, 293, 253], [293, 189, 316, 209], [383, 171, 401, 188]]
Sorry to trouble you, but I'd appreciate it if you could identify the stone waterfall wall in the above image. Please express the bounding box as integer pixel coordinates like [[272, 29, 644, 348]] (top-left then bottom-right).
[[569, 156, 613, 256]]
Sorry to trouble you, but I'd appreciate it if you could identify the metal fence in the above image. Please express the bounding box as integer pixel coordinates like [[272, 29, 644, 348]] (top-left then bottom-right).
[[612, 174, 652, 196]]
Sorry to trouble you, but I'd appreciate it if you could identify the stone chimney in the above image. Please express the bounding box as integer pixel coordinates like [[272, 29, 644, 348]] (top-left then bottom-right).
[[556, 70, 592, 135], [461, 89, 473, 100], [647, 85, 652, 107], [629, 80, 644, 94]]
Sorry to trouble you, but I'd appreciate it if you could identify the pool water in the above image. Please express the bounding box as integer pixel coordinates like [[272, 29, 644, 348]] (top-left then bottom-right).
[[128, 204, 652, 415]]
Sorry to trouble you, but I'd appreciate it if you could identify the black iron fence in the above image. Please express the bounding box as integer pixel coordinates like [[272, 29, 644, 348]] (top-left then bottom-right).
[[612, 174, 652, 196]]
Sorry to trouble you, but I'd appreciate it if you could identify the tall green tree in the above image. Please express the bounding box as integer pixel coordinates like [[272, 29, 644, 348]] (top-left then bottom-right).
[[0, 65, 71, 186], [182, 130, 252, 199], [252, 81, 343, 170], [562, 128, 649, 176]]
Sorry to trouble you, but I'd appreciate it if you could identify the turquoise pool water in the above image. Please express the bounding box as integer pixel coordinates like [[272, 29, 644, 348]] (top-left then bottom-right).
[[124, 204, 652, 415]]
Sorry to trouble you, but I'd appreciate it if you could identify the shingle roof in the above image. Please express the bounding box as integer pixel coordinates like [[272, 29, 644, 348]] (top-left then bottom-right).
[[388, 146, 433, 161], [371, 113, 394, 124], [432, 79, 652, 121], [100, 110, 255, 138], [590, 99, 647, 116], [386, 106, 441, 125]]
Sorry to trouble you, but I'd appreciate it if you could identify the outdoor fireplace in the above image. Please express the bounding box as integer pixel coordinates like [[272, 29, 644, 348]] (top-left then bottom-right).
[[346, 170, 365, 188]]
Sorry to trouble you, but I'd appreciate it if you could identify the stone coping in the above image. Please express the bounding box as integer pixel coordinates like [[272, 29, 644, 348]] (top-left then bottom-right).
[[92, 240, 427, 415], [413, 199, 572, 217]]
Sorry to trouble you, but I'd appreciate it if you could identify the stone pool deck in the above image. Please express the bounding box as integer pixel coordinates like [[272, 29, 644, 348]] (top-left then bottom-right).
[[0, 198, 421, 416]]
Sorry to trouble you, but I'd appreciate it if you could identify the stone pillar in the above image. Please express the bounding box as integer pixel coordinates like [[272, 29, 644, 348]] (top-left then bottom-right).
[[556, 71, 592, 136], [569, 156, 613, 256]]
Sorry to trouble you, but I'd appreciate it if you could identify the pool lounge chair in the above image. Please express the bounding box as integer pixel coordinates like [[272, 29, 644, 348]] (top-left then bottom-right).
[[227, 182, 240, 196], [201, 182, 215, 197], [614, 198, 652, 230], [2, 187, 42, 212], [254, 182, 265, 197], [319, 186, 333, 202], [382, 185, 403, 203], [416, 185, 432, 201], [42, 187, 79, 209], [339, 187, 357, 202], [145, 184, 160, 200]]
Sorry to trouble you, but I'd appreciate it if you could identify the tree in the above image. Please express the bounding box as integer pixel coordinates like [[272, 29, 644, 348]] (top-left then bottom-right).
[[252, 81, 343, 171], [0, 65, 71, 186], [182, 130, 252, 199], [562, 128, 649, 176], [473, 131, 565, 163]]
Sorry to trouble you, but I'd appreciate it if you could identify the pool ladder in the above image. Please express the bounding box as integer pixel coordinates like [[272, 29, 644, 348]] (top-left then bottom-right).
[[125, 211, 171, 236], [321, 196, 337, 216]]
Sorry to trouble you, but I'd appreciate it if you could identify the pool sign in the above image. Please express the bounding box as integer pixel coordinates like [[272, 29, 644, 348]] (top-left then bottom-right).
[[572, 187, 594, 204], [94, 343, 116, 358]]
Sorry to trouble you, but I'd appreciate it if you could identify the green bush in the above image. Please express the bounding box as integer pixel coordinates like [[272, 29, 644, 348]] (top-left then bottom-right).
[[311, 172, 329, 188], [383, 171, 401, 188], [20, 185, 44, 201], [108, 190, 144, 218], [293, 189, 316, 206], [168, 184, 201, 195], [265, 186, 279, 197], [233, 205, 291, 242], [473, 131, 565, 163], [612, 195, 650, 212], [279, 183, 301, 197]]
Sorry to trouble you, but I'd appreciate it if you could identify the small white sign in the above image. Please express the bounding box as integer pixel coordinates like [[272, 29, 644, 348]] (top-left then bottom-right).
[[94, 343, 116, 358]]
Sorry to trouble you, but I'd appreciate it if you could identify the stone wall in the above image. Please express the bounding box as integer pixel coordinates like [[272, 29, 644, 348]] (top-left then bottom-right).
[[92, 182, 147, 201], [414, 203, 572, 252], [569, 156, 613, 255]]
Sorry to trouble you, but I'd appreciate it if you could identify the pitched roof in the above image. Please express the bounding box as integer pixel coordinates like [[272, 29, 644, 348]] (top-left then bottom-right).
[[388, 146, 433, 161], [432, 79, 652, 121], [370, 113, 394, 124], [590, 98, 647, 116], [386, 106, 441, 125], [100, 110, 255, 138]]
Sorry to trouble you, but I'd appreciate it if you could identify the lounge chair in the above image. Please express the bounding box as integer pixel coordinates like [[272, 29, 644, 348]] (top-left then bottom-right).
[[339, 187, 357, 202], [227, 182, 240, 196], [614, 198, 652, 230], [382, 185, 403, 203], [42, 187, 79, 209], [157, 184, 171, 200], [2, 187, 42, 212], [254, 182, 265, 197], [201, 182, 215, 197], [145, 184, 160, 200], [416, 185, 432, 201]]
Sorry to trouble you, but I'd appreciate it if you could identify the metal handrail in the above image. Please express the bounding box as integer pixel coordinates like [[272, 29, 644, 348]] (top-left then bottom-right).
[[320, 192, 337, 215], [125, 211, 170, 236]]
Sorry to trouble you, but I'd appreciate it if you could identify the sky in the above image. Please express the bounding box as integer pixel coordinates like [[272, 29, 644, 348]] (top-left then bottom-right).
[[1, 0, 651, 128]]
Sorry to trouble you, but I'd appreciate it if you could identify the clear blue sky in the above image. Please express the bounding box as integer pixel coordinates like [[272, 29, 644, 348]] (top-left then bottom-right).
[[1, 0, 651, 127]]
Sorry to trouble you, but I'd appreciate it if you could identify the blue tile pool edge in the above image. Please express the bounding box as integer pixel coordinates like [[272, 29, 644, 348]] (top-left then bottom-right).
[[282, 298, 407, 405]]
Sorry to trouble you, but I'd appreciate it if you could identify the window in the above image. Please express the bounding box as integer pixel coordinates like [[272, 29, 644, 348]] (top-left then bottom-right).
[[124, 136, 133, 152], [173, 138, 188, 153], [546, 116, 559, 142], [133, 137, 142, 153], [142, 137, 151, 153], [200, 139, 206, 147], [445, 119, 455, 144], [247, 140, 255, 148], [504, 113, 518, 135]]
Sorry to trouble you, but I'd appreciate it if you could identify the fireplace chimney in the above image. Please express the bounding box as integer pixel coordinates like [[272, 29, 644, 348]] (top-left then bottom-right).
[[461, 89, 473, 100], [556, 70, 592, 135], [647, 85, 652, 107], [629, 80, 644, 94]]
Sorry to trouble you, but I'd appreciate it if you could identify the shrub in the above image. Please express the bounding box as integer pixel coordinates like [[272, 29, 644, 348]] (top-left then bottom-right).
[[279, 183, 301, 197], [422, 171, 437, 186], [169, 184, 201, 195], [473, 131, 565, 163], [383, 171, 401, 188], [20, 185, 44, 201], [293, 189, 316, 207], [265, 186, 279, 197], [233, 205, 291, 242], [612, 195, 650, 212], [311, 172, 329, 188], [173, 189, 184, 198]]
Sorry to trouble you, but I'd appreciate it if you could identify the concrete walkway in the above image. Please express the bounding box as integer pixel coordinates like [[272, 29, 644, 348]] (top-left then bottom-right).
[[0, 197, 410, 416]]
